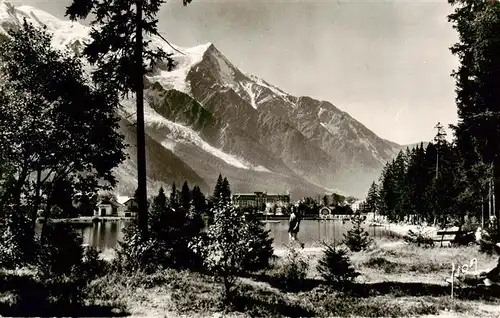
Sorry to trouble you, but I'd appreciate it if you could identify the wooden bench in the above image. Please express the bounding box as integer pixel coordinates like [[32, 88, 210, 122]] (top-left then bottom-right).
[[436, 230, 474, 247]]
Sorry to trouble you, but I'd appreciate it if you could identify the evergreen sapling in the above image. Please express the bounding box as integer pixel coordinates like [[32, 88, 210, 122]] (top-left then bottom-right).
[[343, 213, 372, 252]]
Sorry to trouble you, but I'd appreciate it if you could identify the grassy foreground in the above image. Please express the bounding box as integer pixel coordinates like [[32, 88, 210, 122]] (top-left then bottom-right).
[[2, 238, 500, 317], [83, 239, 500, 317]]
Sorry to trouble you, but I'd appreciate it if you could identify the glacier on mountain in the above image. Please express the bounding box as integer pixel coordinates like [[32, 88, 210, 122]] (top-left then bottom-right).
[[0, 0, 407, 197]]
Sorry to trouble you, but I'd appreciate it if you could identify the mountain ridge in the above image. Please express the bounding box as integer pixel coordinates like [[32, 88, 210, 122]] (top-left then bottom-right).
[[0, 1, 407, 198]]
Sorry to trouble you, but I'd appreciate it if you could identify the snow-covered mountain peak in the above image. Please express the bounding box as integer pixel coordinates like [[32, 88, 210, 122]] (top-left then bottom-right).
[[0, 1, 405, 197], [0, 1, 90, 52]]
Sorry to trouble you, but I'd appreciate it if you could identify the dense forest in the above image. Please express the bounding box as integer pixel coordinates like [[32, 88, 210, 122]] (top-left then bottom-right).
[[359, 0, 500, 232], [361, 125, 496, 227]]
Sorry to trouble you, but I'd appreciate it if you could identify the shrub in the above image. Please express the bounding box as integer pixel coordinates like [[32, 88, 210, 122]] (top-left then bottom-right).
[[113, 219, 163, 273], [479, 221, 500, 255], [114, 187, 205, 272], [343, 213, 372, 252], [274, 243, 309, 292], [404, 229, 435, 248], [37, 223, 84, 275], [35, 223, 108, 307], [317, 243, 359, 287], [0, 211, 36, 268], [363, 257, 399, 274], [196, 202, 250, 302], [241, 214, 274, 272]]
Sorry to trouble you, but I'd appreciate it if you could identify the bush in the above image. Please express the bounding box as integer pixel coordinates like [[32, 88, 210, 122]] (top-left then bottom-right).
[[0, 211, 36, 268], [479, 221, 500, 255], [241, 214, 274, 272], [274, 243, 309, 292], [404, 229, 435, 248], [34, 223, 108, 308], [114, 188, 205, 273], [363, 257, 399, 273], [195, 202, 250, 302], [343, 213, 372, 252], [37, 223, 84, 275], [316, 243, 359, 287], [113, 219, 163, 273]]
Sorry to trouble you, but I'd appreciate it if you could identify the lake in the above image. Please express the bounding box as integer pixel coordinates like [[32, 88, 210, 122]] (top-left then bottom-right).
[[76, 219, 394, 252]]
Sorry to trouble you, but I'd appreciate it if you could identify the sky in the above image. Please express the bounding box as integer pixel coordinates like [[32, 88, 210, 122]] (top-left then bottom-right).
[[11, 0, 459, 145]]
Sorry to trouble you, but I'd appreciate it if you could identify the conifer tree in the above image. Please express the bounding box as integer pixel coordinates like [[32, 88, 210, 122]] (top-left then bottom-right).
[[448, 0, 500, 225], [170, 182, 177, 209], [191, 185, 206, 213], [213, 174, 224, 201], [222, 177, 232, 203], [317, 243, 359, 287], [66, 0, 192, 240], [181, 181, 191, 211], [365, 182, 379, 213], [379, 160, 397, 221], [241, 213, 274, 272], [343, 212, 372, 252]]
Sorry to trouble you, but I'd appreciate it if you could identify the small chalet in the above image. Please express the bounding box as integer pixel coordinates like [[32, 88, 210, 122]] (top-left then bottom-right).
[[117, 196, 138, 217], [95, 198, 120, 217], [95, 195, 138, 217]]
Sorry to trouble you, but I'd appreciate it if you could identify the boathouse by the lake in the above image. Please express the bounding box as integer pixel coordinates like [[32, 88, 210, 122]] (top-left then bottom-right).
[[95, 196, 138, 217]]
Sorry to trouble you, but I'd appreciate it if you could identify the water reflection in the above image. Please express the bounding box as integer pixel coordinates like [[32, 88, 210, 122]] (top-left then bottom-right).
[[81, 221, 126, 250], [76, 219, 390, 251]]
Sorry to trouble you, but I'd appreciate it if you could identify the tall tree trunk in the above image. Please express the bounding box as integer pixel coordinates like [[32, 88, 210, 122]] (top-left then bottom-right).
[[28, 168, 42, 245], [31, 168, 41, 229], [135, 0, 148, 240], [482, 197, 485, 228], [489, 178, 492, 220], [494, 161, 500, 227]]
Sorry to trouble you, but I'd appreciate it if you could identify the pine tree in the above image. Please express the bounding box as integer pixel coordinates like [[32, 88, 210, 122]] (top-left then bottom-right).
[[423, 142, 438, 223], [66, 0, 192, 241], [241, 213, 274, 272], [221, 177, 232, 203], [448, 0, 500, 226], [317, 243, 359, 287], [365, 182, 379, 213], [170, 182, 178, 209], [379, 160, 398, 221], [213, 174, 224, 202], [343, 212, 372, 252], [181, 181, 191, 211], [191, 185, 207, 213]]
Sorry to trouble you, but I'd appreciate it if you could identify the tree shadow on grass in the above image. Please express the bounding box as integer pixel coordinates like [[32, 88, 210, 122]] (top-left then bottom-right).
[[0, 302, 128, 317], [230, 286, 317, 317], [349, 281, 500, 301], [247, 272, 500, 302], [245, 273, 322, 293], [0, 273, 128, 317]]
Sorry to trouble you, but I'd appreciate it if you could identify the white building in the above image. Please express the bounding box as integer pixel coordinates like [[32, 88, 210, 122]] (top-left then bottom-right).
[[95, 196, 137, 217]]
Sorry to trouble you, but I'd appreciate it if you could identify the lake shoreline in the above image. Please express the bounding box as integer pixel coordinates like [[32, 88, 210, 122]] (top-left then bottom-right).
[[37, 216, 134, 225]]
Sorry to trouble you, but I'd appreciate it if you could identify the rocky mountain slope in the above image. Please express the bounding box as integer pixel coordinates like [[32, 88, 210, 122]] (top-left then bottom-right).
[[0, 1, 405, 198]]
